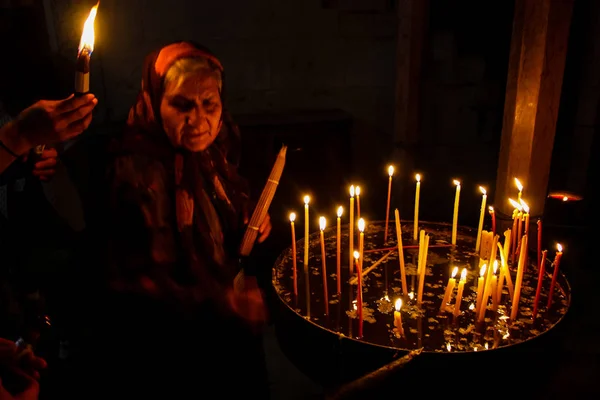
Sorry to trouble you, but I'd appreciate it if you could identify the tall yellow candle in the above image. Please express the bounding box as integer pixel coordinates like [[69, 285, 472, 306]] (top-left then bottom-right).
[[303, 195, 311, 318], [508, 198, 522, 263], [319, 217, 329, 316], [451, 180, 461, 245], [393, 298, 404, 336], [490, 260, 499, 310], [515, 178, 523, 203], [475, 186, 487, 252], [474, 264, 487, 316], [453, 268, 467, 317], [511, 234, 528, 321], [358, 218, 365, 272], [336, 206, 343, 295], [394, 208, 408, 296], [440, 267, 458, 312], [349, 186, 355, 274], [417, 229, 425, 275], [497, 242, 514, 300], [414, 174, 421, 241], [290, 212, 298, 297], [384, 166, 394, 243], [355, 186, 361, 246], [417, 234, 430, 306]]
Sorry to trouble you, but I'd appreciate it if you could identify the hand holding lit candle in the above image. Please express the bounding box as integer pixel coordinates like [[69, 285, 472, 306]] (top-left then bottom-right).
[[336, 206, 343, 295], [319, 216, 329, 316], [453, 268, 467, 317], [384, 166, 394, 243], [475, 186, 487, 252], [394, 298, 404, 336], [414, 174, 421, 241], [76, 3, 99, 96], [451, 180, 461, 245], [290, 212, 297, 296], [547, 244, 563, 309]]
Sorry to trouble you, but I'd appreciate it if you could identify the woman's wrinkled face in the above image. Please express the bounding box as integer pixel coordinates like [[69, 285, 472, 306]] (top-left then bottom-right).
[[160, 70, 222, 152]]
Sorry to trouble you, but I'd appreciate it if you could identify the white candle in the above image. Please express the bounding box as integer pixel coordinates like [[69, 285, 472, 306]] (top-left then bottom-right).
[[384, 166, 394, 243], [451, 180, 461, 245], [290, 212, 297, 297], [319, 216, 329, 316], [336, 206, 343, 295], [303, 195, 311, 318], [414, 174, 421, 241], [349, 186, 355, 274], [475, 186, 487, 252]]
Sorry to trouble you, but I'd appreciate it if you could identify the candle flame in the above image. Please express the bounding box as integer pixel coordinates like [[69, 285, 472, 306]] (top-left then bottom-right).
[[562, 196, 568, 202], [350, 185, 355, 197], [78, 3, 99, 55], [289, 212, 296, 222], [460, 268, 467, 281], [319, 216, 326, 231], [416, 173, 421, 182], [469, 303, 475, 310], [408, 292, 414, 300], [519, 198, 530, 213], [451, 266, 458, 278], [352, 300, 357, 310], [485, 343, 489, 350], [557, 243, 563, 252], [503, 332, 510, 339], [493, 260, 498, 274], [304, 195, 310, 205], [388, 165, 394, 177], [353, 250, 360, 260], [355, 186, 361, 196], [480, 264, 487, 277], [337, 206, 343, 218], [395, 298, 402, 311], [383, 295, 390, 302], [479, 186, 486, 195], [358, 218, 365, 232], [453, 179, 460, 186], [515, 178, 523, 192], [447, 343, 452, 352], [489, 206, 494, 213], [508, 198, 522, 211]]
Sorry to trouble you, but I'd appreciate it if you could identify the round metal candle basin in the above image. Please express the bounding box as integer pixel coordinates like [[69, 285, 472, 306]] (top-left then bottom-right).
[[272, 221, 571, 386]]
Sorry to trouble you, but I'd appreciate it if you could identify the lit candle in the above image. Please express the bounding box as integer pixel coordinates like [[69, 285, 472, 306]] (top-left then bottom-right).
[[453, 268, 468, 317], [510, 234, 528, 321], [394, 298, 404, 336], [303, 195, 311, 318], [319, 217, 329, 316], [354, 251, 363, 338], [475, 186, 487, 252], [478, 236, 499, 322], [532, 249, 548, 319], [417, 234, 429, 306], [336, 206, 343, 295], [547, 244, 563, 309], [474, 264, 487, 316], [290, 212, 298, 297], [358, 218, 365, 272], [519, 199, 530, 273], [394, 208, 408, 296], [515, 178, 523, 203], [414, 174, 421, 241], [440, 267, 458, 312], [489, 206, 496, 236], [75, 3, 99, 96], [384, 166, 394, 243], [490, 261, 499, 310], [349, 186, 355, 274], [451, 180, 461, 245], [508, 198, 523, 263]]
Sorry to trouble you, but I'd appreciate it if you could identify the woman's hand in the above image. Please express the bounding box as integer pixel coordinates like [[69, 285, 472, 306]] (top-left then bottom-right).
[[0, 338, 47, 400], [226, 276, 268, 329]]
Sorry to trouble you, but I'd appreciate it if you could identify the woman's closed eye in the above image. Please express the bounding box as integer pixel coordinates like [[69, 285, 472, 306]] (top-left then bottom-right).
[[170, 96, 195, 112]]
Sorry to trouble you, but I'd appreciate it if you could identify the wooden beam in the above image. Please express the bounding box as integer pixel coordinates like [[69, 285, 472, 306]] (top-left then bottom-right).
[[494, 0, 574, 220]]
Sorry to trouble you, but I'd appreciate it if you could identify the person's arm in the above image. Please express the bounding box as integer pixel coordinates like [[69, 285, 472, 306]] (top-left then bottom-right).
[[0, 121, 29, 175]]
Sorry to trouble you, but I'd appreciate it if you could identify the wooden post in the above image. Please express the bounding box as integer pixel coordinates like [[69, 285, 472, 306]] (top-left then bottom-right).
[[494, 0, 574, 223]]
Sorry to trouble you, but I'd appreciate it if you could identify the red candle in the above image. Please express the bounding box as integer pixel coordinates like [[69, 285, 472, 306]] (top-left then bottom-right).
[[354, 251, 363, 338], [489, 206, 496, 235], [537, 219, 542, 274], [547, 244, 563, 309], [532, 250, 547, 320]]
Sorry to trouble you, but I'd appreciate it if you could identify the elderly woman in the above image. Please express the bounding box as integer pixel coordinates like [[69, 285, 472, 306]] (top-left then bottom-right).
[[87, 42, 272, 398]]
